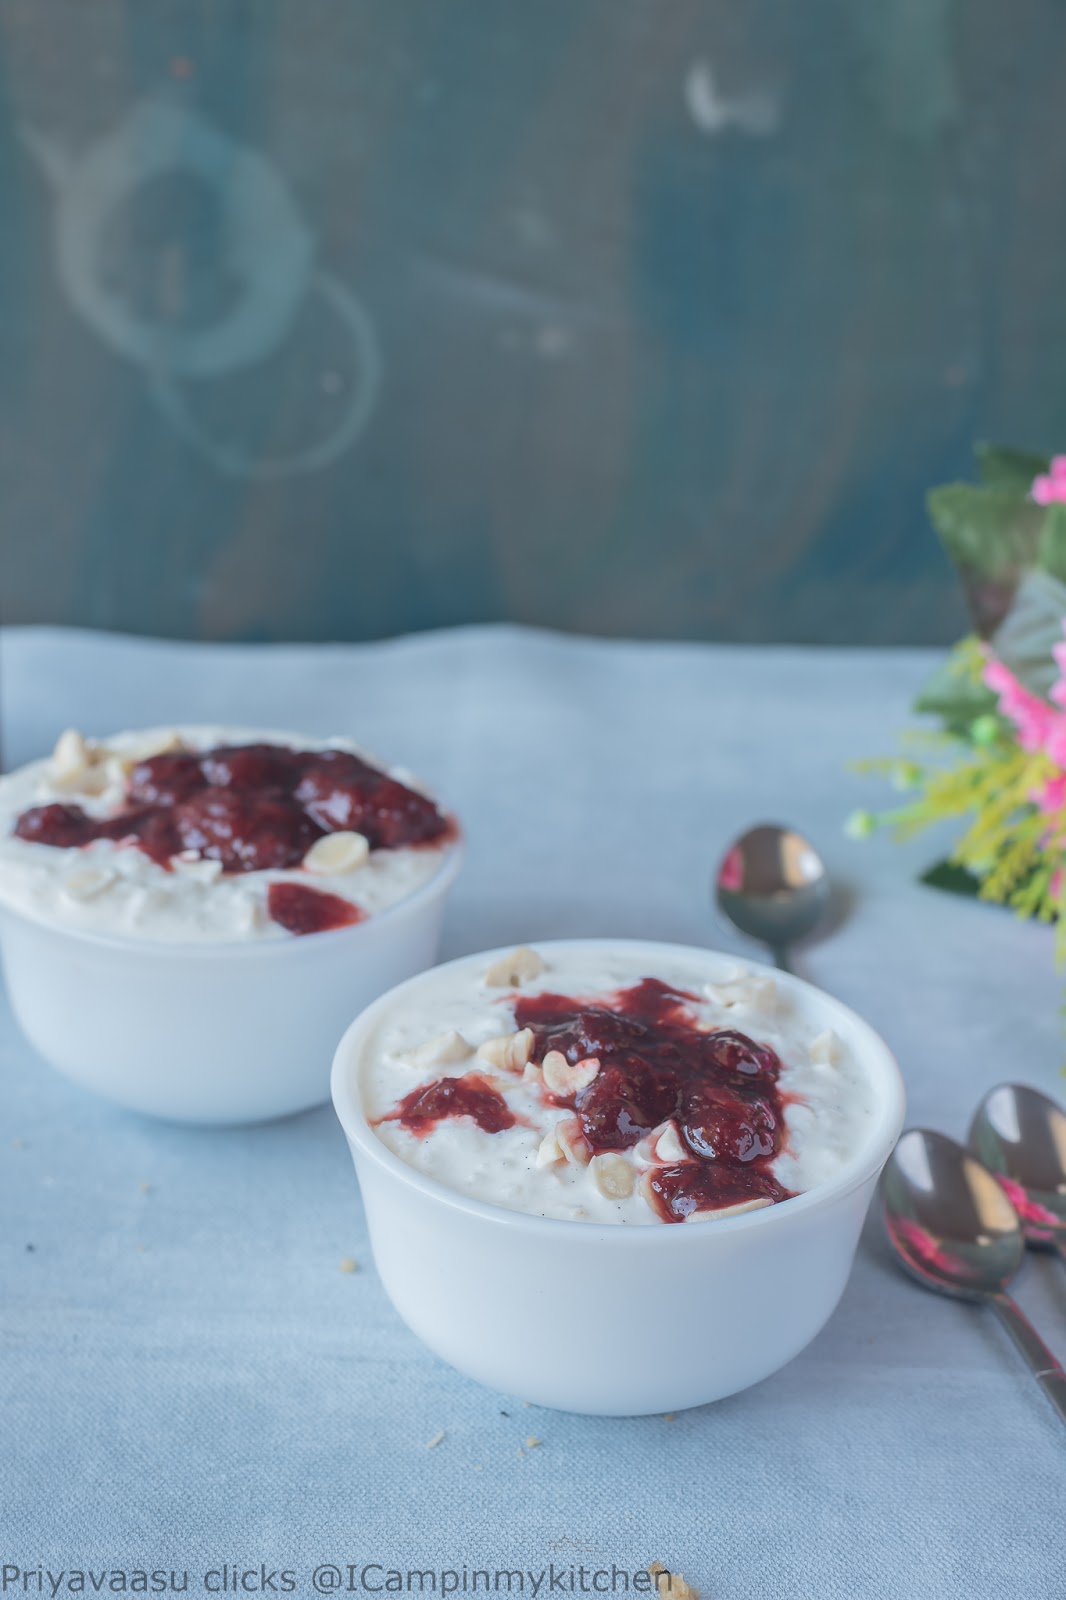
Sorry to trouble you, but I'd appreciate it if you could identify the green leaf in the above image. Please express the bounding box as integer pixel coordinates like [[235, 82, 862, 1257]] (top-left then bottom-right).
[[927, 484, 1048, 635], [1038, 501, 1066, 585], [974, 441, 1050, 491], [921, 855, 1056, 920], [914, 644, 997, 736], [989, 567, 1066, 700], [920, 858, 984, 898]]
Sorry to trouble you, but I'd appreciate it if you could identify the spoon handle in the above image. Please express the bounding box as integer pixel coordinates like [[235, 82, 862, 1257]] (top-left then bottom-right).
[[769, 945, 793, 973], [992, 1293, 1066, 1426]]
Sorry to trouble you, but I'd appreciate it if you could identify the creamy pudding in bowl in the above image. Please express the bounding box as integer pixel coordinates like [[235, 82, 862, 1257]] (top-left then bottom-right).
[[0, 726, 461, 1122], [332, 940, 905, 1414], [0, 725, 455, 941], [363, 943, 877, 1224]]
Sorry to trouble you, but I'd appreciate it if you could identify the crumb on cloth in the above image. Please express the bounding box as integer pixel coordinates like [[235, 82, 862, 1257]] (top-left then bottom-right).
[[647, 1565, 698, 1600]]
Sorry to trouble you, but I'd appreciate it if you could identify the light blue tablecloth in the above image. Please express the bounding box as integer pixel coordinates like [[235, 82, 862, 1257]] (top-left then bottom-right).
[[2, 626, 1064, 1599]]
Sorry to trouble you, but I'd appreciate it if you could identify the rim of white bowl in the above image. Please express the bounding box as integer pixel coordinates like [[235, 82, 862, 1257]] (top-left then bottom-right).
[[331, 937, 907, 1241], [0, 835, 463, 957]]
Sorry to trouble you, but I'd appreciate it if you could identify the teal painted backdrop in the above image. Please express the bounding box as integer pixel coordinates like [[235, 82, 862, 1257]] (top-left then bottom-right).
[[1, 0, 1065, 645]]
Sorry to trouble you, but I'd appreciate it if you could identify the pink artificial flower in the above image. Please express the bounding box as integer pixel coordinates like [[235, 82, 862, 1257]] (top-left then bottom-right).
[[982, 655, 1057, 750], [1031, 455, 1066, 505], [1031, 774, 1066, 814], [1045, 721, 1066, 770]]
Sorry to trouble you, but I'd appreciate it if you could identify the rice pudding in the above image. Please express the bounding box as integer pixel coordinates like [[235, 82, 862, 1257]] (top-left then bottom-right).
[[0, 726, 456, 943], [361, 943, 880, 1224]]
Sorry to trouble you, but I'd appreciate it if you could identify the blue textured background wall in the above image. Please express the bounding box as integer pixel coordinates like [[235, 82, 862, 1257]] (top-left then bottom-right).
[[1, 0, 1065, 645]]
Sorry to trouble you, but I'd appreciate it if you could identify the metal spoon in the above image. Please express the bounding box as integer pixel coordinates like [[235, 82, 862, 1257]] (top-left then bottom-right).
[[883, 1128, 1066, 1425], [714, 823, 831, 972], [969, 1084, 1066, 1263]]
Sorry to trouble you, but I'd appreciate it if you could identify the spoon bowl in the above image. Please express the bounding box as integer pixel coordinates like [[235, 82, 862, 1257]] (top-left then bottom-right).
[[968, 1083, 1066, 1252], [715, 823, 830, 971], [883, 1128, 1024, 1299]]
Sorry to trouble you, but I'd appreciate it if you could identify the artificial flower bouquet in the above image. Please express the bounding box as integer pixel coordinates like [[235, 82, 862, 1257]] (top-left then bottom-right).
[[852, 444, 1066, 947]]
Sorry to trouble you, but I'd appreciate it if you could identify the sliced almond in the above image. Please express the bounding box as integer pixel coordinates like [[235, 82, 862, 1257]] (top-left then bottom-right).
[[522, 1061, 544, 1087], [554, 1116, 591, 1167], [633, 1134, 657, 1166], [703, 966, 743, 994], [809, 1028, 840, 1066], [410, 1030, 473, 1069], [542, 1051, 599, 1098], [483, 946, 546, 987], [476, 1027, 535, 1074], [651, 1122, 686, 1164], [50, 728, 92, 788], [230, 893, 262, 933], [116, 729, 184, 766], [303, 831, 371, 875], [705, 974, 777, 1013], [172, 853, 223, 884], [746, 975, 777, 1011], [82, 756, 128, 796], [61, 865, 115, 901], [684, 1197, 774, 1222], [535, 1129, 564, 1168], [590, 1152, 635, 1200]]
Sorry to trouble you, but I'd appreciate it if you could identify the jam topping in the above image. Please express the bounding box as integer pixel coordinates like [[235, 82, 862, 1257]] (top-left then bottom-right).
[[514, 978, 792, 1222], [386, 1072, 517, 1136], [13, 739, 450, 936], [266, 881, 364, 936], [173, 788, 322, 873], [294, 750, 447, 848]]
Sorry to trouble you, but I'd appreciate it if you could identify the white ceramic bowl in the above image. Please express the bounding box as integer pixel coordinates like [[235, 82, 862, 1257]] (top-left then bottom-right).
[[331, 938, 906, 1415], [0, 846, 461, 1124]]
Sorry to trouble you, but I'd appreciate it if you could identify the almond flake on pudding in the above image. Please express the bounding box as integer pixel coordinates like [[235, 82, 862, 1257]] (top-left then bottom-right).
[[303, 831, 371, 875], [172, 854, 224, 884], [651, 1122, 686, 1164], [483, 946, 546, 987], [476, 1028, 535, 1073], [50, 729, 93, 789], [61, 865, 115, 901], [555, 1116, 591, 1167], [230, 892, 262, 933], [809, 1029, 840, 1066], [535, 1128, 564, 1167], [590, 1152, 635, 1199], [683, 1197, 773, 1222], [115, 729, 185, 768], [706, 973, 777, 1012], [409, 1030, 473, 1069], [542, 1051, 599, 1097]]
